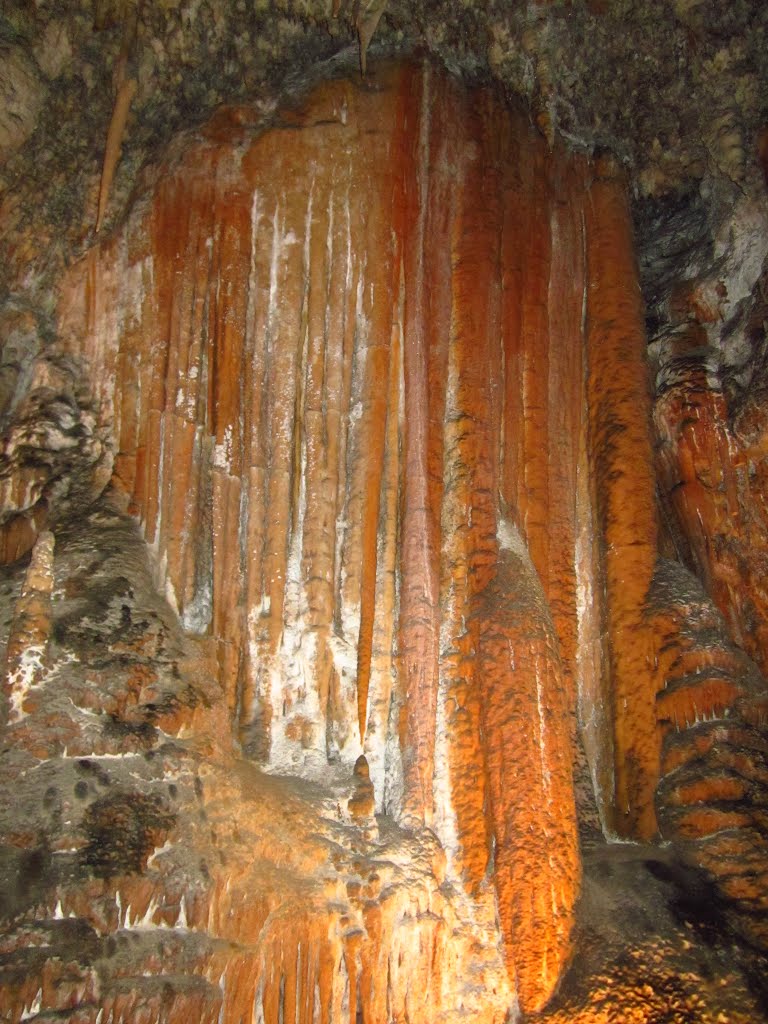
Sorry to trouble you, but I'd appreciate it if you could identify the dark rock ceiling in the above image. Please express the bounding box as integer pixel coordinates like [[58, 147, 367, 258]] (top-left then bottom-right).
[[1, 0, 767, 317]]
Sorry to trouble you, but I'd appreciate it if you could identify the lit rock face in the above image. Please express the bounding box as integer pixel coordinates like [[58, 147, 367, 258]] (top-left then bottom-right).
[[648, 189, 768, 671], [650, 245, 768, 948], [654, 335, 768, 676], [51, 58, 671, 1011], [12, 56, 762, 1022], [1, 500, 518, 1024], [1, 495, 765, 1024], [650, 561, 768, 951]]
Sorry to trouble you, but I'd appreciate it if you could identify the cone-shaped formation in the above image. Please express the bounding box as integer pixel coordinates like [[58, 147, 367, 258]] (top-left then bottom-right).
[[55, 60, 663, 1012]]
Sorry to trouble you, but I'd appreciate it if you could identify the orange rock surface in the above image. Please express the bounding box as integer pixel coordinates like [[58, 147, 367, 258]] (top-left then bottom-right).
[[46, 59, 672, 1015], [583, 158, 659, 839], [646, 559, 768, 950], [654, 341, 768, 676]]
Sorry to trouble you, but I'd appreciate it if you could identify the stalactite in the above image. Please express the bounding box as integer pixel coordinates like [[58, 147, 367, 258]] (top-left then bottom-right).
[[396, 65, 442, 828], [96, 74, 137, 233], [478, 520, 579, 1011], [655, 347, 768, 676]]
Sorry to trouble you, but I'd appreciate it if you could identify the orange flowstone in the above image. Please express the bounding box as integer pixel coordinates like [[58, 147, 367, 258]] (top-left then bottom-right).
[[655, 358, 768, 676], [436, 81, 503, 888], [477, 533, 579, 1012], [656, 676, 748, 731], [651, 563, 768, 953], [397, 66, 443, 826], [661, 723, 768, 776], [665, 773, 748, 806], [584, 159, 659, 840], [54, 58, 672, 1014]]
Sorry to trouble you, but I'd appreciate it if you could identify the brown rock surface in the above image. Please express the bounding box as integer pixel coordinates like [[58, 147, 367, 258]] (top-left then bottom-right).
[[0, 46, 46, 162], [532, 843, 768, 1024], [0, 51, 766, 1024], [650, 561, 768, 951]]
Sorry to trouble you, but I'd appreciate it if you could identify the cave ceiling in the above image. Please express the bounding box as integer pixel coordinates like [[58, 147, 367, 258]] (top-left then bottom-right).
[[1, 0, 767, 313]]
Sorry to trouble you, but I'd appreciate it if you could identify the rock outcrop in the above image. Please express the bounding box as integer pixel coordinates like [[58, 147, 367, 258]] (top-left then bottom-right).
[[53, 60, 595, 1012], [650, 233, 768, 952]]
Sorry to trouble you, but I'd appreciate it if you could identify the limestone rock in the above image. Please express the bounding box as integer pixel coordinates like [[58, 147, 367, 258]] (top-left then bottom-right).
[[0, 499, 514, 1024], [33, 20, 74, 82], [2, 530, 54, 724], [650, 561, 768, 951], [0, 353, 111, 561], [654, 342, 768, 676]]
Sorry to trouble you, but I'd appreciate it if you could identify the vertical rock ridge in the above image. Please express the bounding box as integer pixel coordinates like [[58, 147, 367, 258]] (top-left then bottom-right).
[[584, 157, 659, 840], [397, 63, 443, 828], [655, 347, 768, 677], [479, 519, 579, 1012], [437, 83, 497, 891]]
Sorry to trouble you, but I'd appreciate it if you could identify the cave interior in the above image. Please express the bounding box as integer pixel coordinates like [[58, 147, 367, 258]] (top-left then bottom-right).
[[1, 2, 768, 1022]]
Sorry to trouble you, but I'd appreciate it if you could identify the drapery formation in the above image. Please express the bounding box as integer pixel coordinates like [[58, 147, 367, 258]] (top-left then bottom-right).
[[55, 60, 664, 1013]]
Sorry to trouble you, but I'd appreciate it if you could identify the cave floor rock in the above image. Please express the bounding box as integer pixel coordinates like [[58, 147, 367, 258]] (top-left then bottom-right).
[[0, 498, 764, 1022], [534, 841, 768, 1023]]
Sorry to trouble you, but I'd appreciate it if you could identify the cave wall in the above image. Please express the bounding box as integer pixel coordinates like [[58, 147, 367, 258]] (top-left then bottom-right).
[[1, 3, 768, 1023]]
